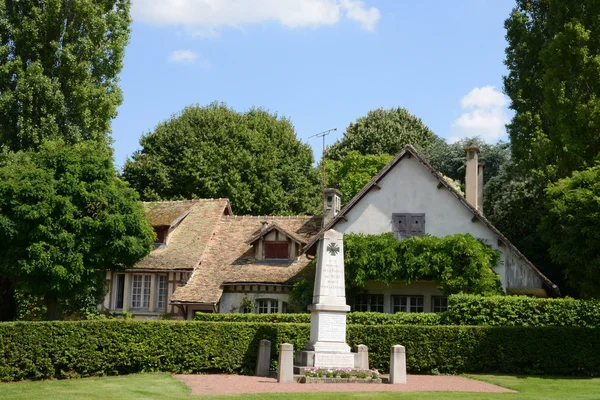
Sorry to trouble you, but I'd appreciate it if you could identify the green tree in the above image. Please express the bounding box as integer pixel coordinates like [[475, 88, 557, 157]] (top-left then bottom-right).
[[123, 103, 321, 216], [540, 166, 600, 298], [483, 165, 567, 293], [0, 140, 154, 319], [0, 0, 131, 150], [421, 137, 511, 187], [326, 107, 439, 160], [504, 0, 600, 177], [325, 151, 393, 204]]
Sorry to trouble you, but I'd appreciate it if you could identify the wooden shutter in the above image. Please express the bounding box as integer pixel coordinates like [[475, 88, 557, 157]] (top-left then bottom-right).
[[409, 214, 425, 236], [392, 214, 408, 239], [265, 241, 288, 259]]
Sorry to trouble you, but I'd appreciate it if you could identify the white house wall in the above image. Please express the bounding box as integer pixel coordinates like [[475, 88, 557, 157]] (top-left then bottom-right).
[[332, 155, 544, 291]]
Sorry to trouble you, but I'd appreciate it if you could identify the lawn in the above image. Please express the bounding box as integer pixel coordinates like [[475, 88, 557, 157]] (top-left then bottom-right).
[[1, 373, 599, 400]]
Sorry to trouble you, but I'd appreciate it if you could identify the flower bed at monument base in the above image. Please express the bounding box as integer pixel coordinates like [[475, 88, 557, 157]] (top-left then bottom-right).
[[301, 367, 382, 384], [301, 376, 382, 384]]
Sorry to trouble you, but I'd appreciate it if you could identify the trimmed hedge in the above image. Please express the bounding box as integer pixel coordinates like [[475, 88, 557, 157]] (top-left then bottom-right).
[[194, 312, 446, 325], [196, 295, 600, 328], [447, 294, 600, 327], [0, 320, 599, 381]]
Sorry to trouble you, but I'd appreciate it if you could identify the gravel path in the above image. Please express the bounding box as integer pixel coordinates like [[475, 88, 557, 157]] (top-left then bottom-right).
[[176, 374, 515, 395]]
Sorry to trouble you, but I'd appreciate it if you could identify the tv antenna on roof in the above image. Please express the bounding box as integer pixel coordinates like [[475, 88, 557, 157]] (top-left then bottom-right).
[[308, 128, 337, 227]]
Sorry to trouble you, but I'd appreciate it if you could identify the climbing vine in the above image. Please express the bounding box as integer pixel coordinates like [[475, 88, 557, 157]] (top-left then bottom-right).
[[344, 233, 503, 296]]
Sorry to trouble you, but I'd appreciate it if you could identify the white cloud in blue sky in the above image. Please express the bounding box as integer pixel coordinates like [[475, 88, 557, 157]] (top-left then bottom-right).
[[168, 50, 198, 63], [451, 86, 510, 143], [132, 0, 380, 36]]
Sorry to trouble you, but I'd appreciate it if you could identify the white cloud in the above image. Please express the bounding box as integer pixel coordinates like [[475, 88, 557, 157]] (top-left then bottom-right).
[[341, 0, 380, 32], [168, 49, 199, 63], [451, 86, 510, 143], [132, 0, 380, 36]]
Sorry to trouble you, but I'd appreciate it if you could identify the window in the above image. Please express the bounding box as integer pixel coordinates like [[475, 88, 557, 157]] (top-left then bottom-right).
[[432, 296, 448, 313], [114, 274, 125, 309], [256, 299, 279, 314], [156, 275, 168, 311], [131, 274, 152, 309], [392, 295, 424, 313], [264, 241, 289, 259], [154, 227, 168, 248], [353, 294, 384, 312], [392, 213, 425, 239]]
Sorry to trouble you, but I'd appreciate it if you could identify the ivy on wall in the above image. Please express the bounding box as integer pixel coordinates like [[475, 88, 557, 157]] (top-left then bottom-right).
[[344, 233, 503, 296]]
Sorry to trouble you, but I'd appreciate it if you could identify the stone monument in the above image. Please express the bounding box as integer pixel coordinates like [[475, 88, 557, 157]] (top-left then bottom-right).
[[295, 229, 364, 372]]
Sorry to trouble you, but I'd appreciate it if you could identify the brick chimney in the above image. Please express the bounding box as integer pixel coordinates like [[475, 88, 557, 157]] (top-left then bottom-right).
[[464, 147, 480, 212], [323, 188, 342, 226]]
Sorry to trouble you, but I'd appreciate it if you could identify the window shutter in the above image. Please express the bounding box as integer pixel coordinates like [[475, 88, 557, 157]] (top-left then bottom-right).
[[392, 214, 408, 239], [409, 214, 425, 236]]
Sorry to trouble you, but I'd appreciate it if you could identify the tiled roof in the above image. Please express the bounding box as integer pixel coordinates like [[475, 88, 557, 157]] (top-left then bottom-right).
[[246, 222, 309, 245], [144, 200, 197, 227], [134, 199, 231, 271], [171, 215, 322, 304]]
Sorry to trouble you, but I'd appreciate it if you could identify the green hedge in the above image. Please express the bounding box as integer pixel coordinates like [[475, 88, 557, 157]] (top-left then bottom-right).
[[447, 294, 600, 327], [194, 312, 446, 325], [1, 320, 599, 381], [196, 295, 600, 328]]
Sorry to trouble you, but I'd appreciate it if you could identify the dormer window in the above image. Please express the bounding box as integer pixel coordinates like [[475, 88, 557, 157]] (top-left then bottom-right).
[[265, 241, 289, 259], [154, 227, 168, 248], [247, 222, 307, 263]]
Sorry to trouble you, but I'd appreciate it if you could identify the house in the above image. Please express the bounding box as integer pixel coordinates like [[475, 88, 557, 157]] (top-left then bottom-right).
[[101, 145, 557, 319], [303, 145, 558, 313], [101, 198, 322, 319]]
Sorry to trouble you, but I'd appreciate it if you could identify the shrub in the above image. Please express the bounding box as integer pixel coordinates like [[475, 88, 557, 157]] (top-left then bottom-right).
[[447, 294, 600, 327], [195, 312, 447, 325], [0, 320, 599, 381], [196, 295, 600, 328]]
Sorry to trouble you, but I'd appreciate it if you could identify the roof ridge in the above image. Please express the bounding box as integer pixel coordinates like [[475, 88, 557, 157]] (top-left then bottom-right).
[[222, 215, 317, 220], [142, 198, 230, 205]]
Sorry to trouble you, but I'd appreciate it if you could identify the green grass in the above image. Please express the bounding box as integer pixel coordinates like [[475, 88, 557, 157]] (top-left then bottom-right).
[[1, 373, 599, 400]]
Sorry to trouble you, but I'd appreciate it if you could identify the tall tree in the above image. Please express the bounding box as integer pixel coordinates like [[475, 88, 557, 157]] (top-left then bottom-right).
[[504, 0, 600, 177], [326, 107, 439, 160], [123, 103, 321, 216], [540, 166, 600, 298], [0, 0, 131, 150], [0, 140, 154, 319], [497, 0, 600, 297]]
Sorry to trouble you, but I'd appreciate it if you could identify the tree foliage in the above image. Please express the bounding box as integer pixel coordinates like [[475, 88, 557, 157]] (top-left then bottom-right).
[[0, 140, 154, 319], [123, 103, 321, 216], [541, 166, 600, 298], [324, 151, 393, 204], [0, 0, 131, 150], [504, 0, 600, 177], [421, 137, 511, 187], [326, 107, 439, 160], [497, 0, 600, 297], [344, 233, 502, 296]]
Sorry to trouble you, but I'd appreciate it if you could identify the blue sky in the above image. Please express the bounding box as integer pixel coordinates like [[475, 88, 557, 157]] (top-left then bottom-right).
[[112, 0, 516, 167]]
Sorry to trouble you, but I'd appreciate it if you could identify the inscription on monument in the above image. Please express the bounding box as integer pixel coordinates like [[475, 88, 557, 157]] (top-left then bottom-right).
[[321, 259, 344, 291], [314, 353, 355, 368], [318, 313, 346, 342]]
